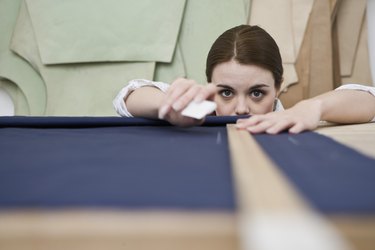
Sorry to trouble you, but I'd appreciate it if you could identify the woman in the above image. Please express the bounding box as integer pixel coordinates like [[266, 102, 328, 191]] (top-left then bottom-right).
[[113, 25, 375, 133]]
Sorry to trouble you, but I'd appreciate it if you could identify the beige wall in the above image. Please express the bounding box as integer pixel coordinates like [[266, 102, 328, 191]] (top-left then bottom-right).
[[261, 0, 374, 108]]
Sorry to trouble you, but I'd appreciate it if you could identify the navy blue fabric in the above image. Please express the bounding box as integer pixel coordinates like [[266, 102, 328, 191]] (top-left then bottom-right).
[[0, 122, 235, 210], [254, 132, 375, 214], [0, 115, 247, 128], [1, 116, 375, 214]]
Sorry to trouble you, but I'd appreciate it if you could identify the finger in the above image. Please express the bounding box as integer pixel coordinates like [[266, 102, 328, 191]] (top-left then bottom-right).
[[288, 122, 306, 134], [194, 84, 217, 102], [265, 119, 295, 134], [159, 79, 192, 117], [246, 120, 274, 134], [164, 80, 192, 107], [235, 115, 264, 129], [158, 104, 172, 119], [172, 85, 202, 111]]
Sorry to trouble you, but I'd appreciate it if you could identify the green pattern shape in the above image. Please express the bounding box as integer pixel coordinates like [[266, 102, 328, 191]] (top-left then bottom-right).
[[0, 0, 46, 115], [25, 0, 186, 64]]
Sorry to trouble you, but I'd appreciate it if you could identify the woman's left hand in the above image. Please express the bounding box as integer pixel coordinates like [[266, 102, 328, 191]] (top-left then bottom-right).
[[235, 99, 323, 134]]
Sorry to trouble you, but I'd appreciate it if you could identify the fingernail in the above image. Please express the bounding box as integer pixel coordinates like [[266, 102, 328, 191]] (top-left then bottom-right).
[[158, 105, 168, 119], [235, 123, 244, 129], [266, 128, 276, 134], [172, 101, 182, 111], [246, 127, 254, 132], [194, 94, 204, 103]]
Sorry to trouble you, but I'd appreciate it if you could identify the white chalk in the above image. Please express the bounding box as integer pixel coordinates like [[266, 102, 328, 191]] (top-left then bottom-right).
[[181, 100, 217, 120]]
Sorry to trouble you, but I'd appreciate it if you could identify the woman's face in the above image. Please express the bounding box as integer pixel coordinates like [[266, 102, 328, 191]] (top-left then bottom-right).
[[211, 60, 278, 116]]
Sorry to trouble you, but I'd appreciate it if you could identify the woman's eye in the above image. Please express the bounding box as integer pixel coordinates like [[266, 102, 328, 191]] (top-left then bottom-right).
[[250, 90, 264, 98], [220, 90, 233, 98]]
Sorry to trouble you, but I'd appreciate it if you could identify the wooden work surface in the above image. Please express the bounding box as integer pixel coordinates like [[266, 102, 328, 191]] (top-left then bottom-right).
[[316, 122, 375, 158], [316, 123, 375, 250], [0, 122, 374, 250]]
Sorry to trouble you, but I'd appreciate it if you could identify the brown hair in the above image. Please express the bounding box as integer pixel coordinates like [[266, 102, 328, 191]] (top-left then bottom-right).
[[206, 25, 283, 90]]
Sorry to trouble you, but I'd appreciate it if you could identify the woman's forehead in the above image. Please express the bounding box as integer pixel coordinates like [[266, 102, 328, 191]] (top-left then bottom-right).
[[211, 61, 275, 88]]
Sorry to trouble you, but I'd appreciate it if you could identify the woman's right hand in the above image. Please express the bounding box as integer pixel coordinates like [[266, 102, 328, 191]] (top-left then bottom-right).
[[158, 78, 217, 126]]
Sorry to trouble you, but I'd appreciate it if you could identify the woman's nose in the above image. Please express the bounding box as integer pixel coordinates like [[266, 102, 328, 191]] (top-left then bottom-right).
[[235, 98, 250, 115]]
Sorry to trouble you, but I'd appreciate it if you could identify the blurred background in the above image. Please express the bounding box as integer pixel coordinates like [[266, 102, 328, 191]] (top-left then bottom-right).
[[0, 0, 374, 116]]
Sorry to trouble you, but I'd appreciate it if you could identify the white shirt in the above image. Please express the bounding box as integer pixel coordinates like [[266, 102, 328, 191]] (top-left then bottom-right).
[[113, 79, 375, 121], [113, 79, 170, 117]]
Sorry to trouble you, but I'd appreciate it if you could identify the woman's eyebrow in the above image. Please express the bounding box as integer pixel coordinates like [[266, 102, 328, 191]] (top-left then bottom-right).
[[216, 84, 234, 90], [216, 83, 270, 90], [249, 83, 270, 90]]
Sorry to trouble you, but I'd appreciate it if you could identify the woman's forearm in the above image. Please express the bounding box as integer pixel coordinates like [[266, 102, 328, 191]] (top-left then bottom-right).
[[313, 90, 375, 123], [125, 87, 165, 119]]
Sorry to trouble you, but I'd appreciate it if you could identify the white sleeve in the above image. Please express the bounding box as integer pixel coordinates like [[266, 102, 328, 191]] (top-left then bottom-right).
[[335, 84, 375, 121], [335, 83, 375, 96], [274, 98, 284, 111], [113, 79, 170, 117]]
